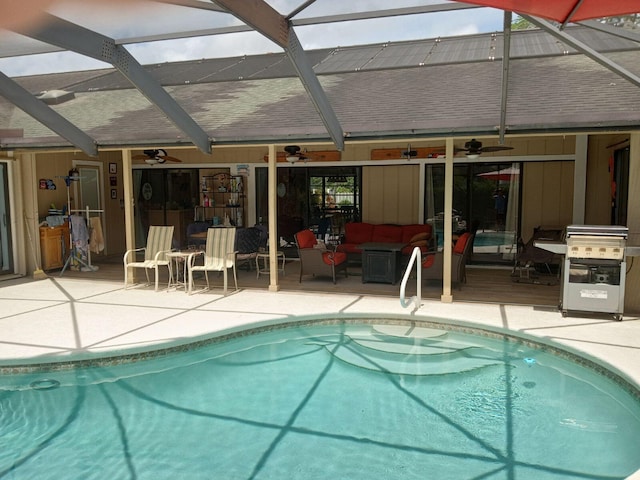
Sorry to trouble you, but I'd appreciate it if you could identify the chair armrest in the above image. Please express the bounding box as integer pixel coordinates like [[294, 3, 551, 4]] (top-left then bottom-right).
[[123, 247, 146, 263], [153, 248, 175, 261], [187, 251, 204, 268]]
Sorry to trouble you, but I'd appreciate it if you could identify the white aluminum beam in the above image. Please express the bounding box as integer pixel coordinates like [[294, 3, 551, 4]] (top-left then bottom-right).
[[0, 71, 97, 155], [15, 14, 211, 153], [499, 11, 512, 143], [213, 0, 344, 150]]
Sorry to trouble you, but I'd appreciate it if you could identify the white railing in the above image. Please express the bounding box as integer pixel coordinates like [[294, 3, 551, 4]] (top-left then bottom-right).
[[400, 246, 422, 311]]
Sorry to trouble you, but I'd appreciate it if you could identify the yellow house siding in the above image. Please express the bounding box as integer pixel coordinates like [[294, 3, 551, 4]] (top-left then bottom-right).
[[521, 161, 574, 241], [362, 164, 420, 224]]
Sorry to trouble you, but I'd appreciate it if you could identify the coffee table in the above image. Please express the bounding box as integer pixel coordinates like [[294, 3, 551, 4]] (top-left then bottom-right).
[[359, 242, 406, 284]]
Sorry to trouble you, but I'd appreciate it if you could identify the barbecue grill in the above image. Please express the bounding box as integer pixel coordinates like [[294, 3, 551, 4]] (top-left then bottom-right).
[[535, 225, 640, 321]]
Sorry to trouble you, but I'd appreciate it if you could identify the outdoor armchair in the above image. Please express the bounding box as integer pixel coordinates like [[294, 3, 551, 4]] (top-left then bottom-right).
[[187, 227, 238, 294], [123, 225, 175, 291], [294, 228, 348, 284]]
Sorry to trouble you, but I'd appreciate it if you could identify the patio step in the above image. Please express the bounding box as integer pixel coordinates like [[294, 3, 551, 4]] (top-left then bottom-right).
[[325, 329, 503, 376]]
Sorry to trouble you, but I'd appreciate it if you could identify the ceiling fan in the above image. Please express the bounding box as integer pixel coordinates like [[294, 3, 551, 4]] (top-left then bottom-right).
[[133, 149, 182, 165], [283, 145, 310, 163], [455, 139, 514, 159], [402, 144, 417, 160]]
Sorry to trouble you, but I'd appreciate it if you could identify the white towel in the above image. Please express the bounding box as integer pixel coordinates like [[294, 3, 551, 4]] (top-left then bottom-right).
[[89, 217, 105, 253]]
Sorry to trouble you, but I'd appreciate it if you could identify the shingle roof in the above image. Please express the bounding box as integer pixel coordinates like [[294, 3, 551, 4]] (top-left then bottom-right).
[[1, 26, 639, 149]]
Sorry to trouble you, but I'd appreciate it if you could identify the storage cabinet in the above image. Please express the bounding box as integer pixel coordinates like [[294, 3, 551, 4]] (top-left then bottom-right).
[[195, 173, 246, 227], [40, 224, 70, 270]]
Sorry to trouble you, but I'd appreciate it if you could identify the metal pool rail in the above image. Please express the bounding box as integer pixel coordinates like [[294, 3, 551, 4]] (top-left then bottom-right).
[[400, 246, 422, 312]]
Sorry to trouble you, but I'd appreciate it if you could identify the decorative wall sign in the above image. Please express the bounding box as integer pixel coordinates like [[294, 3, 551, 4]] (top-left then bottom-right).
[[110, 176, 117, 186], [111, 188, 117, 199], [109, 163, 117, 174]]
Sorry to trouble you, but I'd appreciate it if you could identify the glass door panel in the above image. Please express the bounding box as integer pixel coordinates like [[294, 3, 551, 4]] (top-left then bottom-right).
[[0, 162, 13, 275]]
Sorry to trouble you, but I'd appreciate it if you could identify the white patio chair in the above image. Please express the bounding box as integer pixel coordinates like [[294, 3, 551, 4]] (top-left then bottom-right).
[[187, 227, 238, 294], [123, 225, 174, 291]]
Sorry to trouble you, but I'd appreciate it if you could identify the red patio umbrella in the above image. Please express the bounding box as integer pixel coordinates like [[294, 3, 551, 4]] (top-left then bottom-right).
[[477, 166, 520, 182], [456, 0, 640, 24]]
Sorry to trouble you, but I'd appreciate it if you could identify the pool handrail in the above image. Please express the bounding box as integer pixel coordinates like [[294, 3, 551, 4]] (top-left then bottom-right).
[[400, 246, 422, 311]]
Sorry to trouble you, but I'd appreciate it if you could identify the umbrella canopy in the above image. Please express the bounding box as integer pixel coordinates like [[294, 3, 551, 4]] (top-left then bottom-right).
[[477, 166, 520, 182], [457, 0, 640, 24]]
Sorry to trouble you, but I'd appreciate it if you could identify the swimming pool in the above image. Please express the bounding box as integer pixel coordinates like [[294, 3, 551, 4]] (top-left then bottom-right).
[[1, 321, 639, 479]]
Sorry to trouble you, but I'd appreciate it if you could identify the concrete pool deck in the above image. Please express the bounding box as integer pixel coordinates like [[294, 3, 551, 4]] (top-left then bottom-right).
[[1, 275, 639, 395]]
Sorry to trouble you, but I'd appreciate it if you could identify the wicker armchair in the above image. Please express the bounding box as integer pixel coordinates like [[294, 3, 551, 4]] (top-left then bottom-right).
[[422, 232, 474, 287], [294, 229, 348, 284]]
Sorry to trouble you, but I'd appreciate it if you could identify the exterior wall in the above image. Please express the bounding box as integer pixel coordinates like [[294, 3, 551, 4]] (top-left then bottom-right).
[[585, 135, 624, 225], [625, 132, 640, 314], [362, 164, 420, 224], [521, 161, 574, 241], [101, 151, 126, 255], [34, 151, 126, 256]]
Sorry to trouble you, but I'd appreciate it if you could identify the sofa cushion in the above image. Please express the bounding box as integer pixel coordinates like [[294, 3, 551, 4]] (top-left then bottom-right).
[[372, 224, 403, 243], [409, 232, 429, 243], [344, 222, 374, 244], [402, 224, 432, 244]]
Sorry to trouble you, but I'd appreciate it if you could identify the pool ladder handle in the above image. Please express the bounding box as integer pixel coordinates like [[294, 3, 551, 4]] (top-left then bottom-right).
[[400, 246, 422, 312]]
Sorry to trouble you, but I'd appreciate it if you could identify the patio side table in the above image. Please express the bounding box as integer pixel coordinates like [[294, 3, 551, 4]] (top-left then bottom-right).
[[359, 242, 406, 285]]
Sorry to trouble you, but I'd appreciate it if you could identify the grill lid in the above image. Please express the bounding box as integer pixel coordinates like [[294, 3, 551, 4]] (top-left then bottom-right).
[[565, 225, 628, 238]]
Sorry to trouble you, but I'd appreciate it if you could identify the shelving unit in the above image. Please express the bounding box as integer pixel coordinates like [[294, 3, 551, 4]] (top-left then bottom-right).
[[195, 172, 246, 227]]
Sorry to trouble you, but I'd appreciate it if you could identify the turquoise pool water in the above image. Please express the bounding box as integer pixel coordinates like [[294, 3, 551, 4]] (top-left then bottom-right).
[[1, 322, 639, 479]]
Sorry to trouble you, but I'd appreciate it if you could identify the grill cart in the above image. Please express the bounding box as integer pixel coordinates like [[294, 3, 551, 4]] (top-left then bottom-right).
[[535, 225, 640, 321]]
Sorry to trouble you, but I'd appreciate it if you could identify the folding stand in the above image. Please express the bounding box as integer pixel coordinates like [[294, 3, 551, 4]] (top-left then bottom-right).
[[59, 175, 97, 276]]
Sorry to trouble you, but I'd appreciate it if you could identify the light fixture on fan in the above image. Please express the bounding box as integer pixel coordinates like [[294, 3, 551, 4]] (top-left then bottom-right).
[[284, 145, 307, 164], [133, 149, 182, 165]]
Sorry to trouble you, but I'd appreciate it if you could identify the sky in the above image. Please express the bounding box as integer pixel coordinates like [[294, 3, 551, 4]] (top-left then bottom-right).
[[0, 0, 506, 77]]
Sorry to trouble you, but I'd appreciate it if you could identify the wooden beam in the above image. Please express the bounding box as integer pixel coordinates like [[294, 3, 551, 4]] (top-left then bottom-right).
[[370, 146, 444, 160], [263, 150, 341, 162]]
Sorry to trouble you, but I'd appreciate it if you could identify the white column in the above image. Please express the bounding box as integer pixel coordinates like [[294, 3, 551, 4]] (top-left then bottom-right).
[[572, 134, 588, 224], [441, 137, 454, 303], [625, 132, 640, 313], [267, 144, 280, 292], [122, 149, 135, 284]]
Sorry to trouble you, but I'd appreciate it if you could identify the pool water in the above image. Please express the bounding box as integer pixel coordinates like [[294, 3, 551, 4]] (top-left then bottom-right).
[[1, 322, 639, 479]]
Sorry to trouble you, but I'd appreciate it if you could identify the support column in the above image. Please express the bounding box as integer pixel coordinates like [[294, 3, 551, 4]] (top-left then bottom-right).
[[441, 137, 454, 303], [19, 152, 37, 277], [625, 132, 640, 313], [267, 144, 280, 292], [122, 149, 135, 285], [572, 134, 588, 224]]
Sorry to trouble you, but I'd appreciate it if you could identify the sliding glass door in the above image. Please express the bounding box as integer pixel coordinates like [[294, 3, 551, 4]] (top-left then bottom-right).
[[425, 162, 521, 265], [0, 162, 13, 275]]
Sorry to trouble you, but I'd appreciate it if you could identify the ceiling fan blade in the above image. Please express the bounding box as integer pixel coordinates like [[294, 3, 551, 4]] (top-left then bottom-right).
[[163, 156, 182, 162], [132, 154, 148, 160], [481, 145, 514, 152]]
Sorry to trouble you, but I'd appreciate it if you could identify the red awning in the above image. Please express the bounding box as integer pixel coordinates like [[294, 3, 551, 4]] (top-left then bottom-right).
[[456, 1, 640, 24]]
